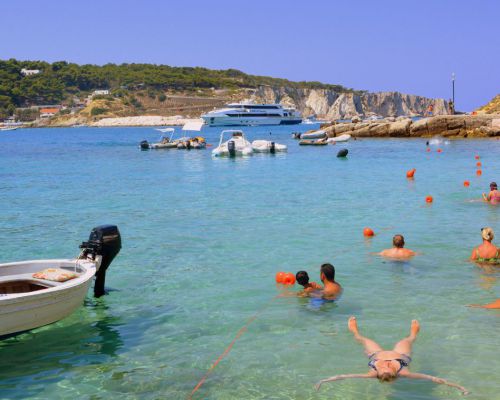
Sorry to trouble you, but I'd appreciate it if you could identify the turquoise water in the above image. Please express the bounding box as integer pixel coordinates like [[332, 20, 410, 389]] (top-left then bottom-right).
[[0, 126, 499, 400]]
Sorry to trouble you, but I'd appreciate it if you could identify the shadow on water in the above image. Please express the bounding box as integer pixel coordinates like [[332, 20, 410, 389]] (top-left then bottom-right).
[[387, 367, 446, 400], [0, 298, 123, 397]]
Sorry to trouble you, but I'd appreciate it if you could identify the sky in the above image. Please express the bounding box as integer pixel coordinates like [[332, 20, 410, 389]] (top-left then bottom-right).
[[1, 0, 499, 111]]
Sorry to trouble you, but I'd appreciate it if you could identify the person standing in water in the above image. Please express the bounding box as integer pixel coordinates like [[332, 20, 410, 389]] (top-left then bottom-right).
[[470, 227, 499, 264], [378, 235, 417, 259], [315, 317, 469, 395], [482, 182, 500, 205], [318, 263, 342, 299]]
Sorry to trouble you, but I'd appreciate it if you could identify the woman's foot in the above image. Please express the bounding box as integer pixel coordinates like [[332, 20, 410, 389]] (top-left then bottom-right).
[[410, 319, 420, 338], [348, 316, 360, 335]]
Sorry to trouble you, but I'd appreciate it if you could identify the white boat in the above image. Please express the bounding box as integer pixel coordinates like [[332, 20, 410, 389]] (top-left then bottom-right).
[[301, 129, 327, 139], [212, 130, 253, 157], [202, 103, 302, 126], [140, 128, 190, 150], [0, 126, 18, 131], [327, 134, 351, 143], [0, 225, 121, 338], [251, 140, 287, 153]]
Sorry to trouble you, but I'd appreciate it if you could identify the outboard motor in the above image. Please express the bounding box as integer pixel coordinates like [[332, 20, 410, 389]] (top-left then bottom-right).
[[80, 225, 121, 297], [337, 148, 349, 158], [270, 141, 276, 154], [228, 140, 236, 157], [140, 140, 150, 150]]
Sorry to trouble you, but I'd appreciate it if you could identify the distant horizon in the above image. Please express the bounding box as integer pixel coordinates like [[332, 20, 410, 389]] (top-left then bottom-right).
[[2, 0, 499, 111]]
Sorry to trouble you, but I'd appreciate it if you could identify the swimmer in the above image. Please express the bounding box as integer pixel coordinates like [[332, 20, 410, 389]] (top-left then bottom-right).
[[468, 298, 500, 309], [482, 182, 500, 204], [315, 317, 469, 395], [296, 271, 322, 294], [378, 235, 416, 259], [470, 227, 499, 264], [318, 263, 342, 300]]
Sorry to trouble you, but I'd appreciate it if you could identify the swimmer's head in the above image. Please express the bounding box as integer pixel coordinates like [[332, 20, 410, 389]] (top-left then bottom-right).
[[295, 271, 310, 286], [490, 182, 497, 190], [320, 263, 336, 283], [378, 371, 397, 382], [393, 235, 405, 248], [481, 227, 494, 242], [375, 361, 398, 382]]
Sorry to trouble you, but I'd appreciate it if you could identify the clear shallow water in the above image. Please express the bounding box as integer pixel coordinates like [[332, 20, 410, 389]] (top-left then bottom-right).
[[0, 126, 499, 400]]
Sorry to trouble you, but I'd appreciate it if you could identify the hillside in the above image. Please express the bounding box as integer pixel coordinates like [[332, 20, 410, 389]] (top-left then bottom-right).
[[476, 94, 500, 114], [0, 58, 358, 118]]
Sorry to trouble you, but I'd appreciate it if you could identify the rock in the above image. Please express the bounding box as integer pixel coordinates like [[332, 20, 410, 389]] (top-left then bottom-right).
[[369, 123, 390, 136], [426, 117, 449, 136], [410, 118, 429, 136], [351, 116, 361, 123], [388, 118, 411, 136]]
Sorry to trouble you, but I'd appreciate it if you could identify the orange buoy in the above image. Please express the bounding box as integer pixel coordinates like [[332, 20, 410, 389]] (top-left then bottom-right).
[[426, 148, 431, 152], [476, 162, 482, 167], [406, 168, 416, 178], [476, 169, 482, 176], [275, 272, 285, 284], [437, 148, 443, 153], [363, 227, 375, 237], [475, 155, 480, 160], [426, 195, 433, 203], [282, 273, 296, 285], [463, 180, 470, 187]]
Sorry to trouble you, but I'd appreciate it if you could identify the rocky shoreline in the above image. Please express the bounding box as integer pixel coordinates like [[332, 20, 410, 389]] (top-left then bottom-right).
[[322, 115, 500, 138]]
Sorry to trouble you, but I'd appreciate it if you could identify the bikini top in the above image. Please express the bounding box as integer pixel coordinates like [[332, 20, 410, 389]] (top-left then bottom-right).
[[475, 248, 500, 264]]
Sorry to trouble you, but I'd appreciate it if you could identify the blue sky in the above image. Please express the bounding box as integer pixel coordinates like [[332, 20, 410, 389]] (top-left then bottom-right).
[[2, 0, 498, 111]]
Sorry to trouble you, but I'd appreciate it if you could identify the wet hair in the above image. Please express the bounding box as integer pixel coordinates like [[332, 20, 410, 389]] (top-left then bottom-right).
[[320, 263, 335, 282], [295, 271, 310, 286], [490, 182, 498, 189], [393, 235, 405, 248], [481, 227, 494, 242], [378, 372, 397, 382]]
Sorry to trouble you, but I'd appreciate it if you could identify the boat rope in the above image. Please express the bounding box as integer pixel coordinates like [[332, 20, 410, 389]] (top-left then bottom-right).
[[188, 294, 282, 399]]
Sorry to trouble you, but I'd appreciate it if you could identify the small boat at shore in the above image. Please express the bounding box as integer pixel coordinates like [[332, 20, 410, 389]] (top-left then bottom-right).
[[140, 128, 190, 150], [0, 126, 18, 132], [212, 130, 253, 157], [300, 129, 327, 140], [327, 134, 351, 143], [0, 225, 121, 338], [252, 140, 287, 153]]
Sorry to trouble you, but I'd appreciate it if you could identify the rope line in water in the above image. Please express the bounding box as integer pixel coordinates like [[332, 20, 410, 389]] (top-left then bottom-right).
[[188, 294, 281, 399]]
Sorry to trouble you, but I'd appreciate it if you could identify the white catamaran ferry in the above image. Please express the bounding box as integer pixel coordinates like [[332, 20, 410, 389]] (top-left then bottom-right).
[[201, 103, 302, 126]]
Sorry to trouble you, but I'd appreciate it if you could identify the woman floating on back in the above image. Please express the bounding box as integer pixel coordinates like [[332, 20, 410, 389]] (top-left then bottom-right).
[[315, 317, 469, 395]]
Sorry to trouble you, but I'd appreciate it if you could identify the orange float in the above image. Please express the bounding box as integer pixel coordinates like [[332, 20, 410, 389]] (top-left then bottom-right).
[[406, 168, 416, 178], [476, 162, 482, 167], [476, 170, 482, 176], [475, 155, 480, 160], [437, 148, 443, 153], [463, 180, 470, 187], [363, 227, 375, 237], [282, 273, 296, 285], [426, 195, 433, 203], [426, 148, 431, 152], [275, 272, 285, 284]]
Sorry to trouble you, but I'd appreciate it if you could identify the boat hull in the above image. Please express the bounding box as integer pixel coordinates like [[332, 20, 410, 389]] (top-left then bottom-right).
[[0, 259, 96, 337], [202, 117, 302, 127]]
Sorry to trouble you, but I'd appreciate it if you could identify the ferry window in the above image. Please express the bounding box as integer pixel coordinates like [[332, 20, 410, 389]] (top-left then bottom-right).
[[284, 113, 288, 116]]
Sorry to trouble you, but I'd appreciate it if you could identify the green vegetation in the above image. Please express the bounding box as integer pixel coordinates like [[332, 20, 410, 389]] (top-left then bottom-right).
[[0, 58, 360, 117], [90, 107, 108, 116]]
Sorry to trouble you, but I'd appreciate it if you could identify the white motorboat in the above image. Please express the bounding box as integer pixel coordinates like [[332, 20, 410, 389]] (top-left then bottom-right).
[[327, 134, 351, 143], [140, 128, 190, 150], [0, 126, 18, 131], [212, 130, 253, 157], [0, 225, 121, 338], [202, 103, 302, 126], [300, 129, 327, 139], [251, 140, 287, 153]]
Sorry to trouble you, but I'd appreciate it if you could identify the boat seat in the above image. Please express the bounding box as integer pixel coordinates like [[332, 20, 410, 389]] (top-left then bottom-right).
[[0, 273, 65, 287]]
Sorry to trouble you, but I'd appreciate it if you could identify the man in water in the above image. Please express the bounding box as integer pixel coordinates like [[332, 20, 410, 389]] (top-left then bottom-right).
[[319, 263, 342, 299], [379, 235, 416, 259]]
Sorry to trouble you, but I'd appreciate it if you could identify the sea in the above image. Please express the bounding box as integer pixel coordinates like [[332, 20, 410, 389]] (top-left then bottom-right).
[[0, 125, 499, 399]]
